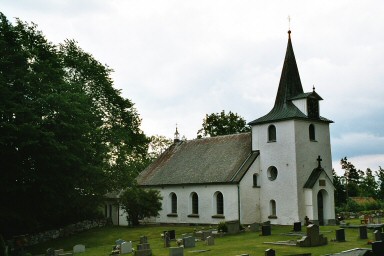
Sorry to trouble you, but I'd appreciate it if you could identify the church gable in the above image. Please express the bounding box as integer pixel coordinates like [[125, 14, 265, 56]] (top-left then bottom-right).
[[137, 133, 256, 186]]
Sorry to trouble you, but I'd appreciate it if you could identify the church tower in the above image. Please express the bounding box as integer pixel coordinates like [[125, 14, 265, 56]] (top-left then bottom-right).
[[249, 31, 335, 225]]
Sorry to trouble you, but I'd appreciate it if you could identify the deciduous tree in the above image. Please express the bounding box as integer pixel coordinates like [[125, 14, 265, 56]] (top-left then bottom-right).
[[197, 110, 250, 138]]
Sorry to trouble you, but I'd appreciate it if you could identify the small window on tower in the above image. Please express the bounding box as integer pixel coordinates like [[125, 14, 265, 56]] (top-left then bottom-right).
[[309, 124, 316, 141], [268, 125, 276, 142], [267, 166, 278, 181]]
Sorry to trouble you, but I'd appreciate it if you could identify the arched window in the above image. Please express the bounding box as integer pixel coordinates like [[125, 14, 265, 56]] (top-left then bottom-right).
[[171, 193, 177, 213], [270, 200, 277, 217], [268, 125, 276, 142], [216, 192, 224, 215], [267, 166, 278, 181], [309, 124, 316, 141], [253, 173, 259, 187], [191, 192, 199, 214]]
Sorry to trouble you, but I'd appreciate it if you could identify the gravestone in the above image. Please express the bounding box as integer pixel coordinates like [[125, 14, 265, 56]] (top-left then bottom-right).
[[201, 230, 212, 241], [261, 225, 271, 236], [335, 229, 346, 242], [120, 241, 132, 254], [164, 232, 171, 247], [73, 244, 85, 253], [226, 220, 240, 234], [293, 222, 302, 232], [249, 222, 260, 232], [140, 236, 148, 244], [46, 248, 54, 256], [372, 240, 384, 256], [265, 248, 275, 256], [58, 253, 73, 256], [297, 224, 327, 247], [359, 225, 368, 239], [182, 236, 195, 248], [115, 239, 125, 245], [169, 247, 184, 256], [206, 236, 214, 246], [136, 237, 152, 256], [168, 230, 176, 240], [374, 230, 382, 242], [54, 249, 64, 256]]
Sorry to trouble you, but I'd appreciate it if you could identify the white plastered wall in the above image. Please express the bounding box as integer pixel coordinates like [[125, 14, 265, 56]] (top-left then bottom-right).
[[153, 184, 239, 224]]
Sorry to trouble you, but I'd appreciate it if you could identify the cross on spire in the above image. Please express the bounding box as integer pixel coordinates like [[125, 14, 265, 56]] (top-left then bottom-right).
[[317, 155, 322, 168]]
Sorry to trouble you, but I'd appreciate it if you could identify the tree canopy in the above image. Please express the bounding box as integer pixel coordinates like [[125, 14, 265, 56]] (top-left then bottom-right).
[[119, 186, 162, 226], [197, 110, 250, 138], [0, 13, 148, 237]]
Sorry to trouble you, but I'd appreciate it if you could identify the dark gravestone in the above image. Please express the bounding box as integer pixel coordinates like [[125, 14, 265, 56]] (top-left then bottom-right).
[[46, 248, 54, 256], [374, 230, 382, 242], [139, 236, 148, 244], [293, 222, 302, 232], [336, 229, 346, 242], [265, 248, 275, 256], [261, 225, 271, 236], [169, 230, 176, 240], [374, 226, 383, 233], [372, 241, 384, 256], [359, 225, 368, 239]]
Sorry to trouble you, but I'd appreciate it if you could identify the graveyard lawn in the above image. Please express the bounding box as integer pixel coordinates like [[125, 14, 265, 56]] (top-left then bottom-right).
[[27, 224, 375, 256]]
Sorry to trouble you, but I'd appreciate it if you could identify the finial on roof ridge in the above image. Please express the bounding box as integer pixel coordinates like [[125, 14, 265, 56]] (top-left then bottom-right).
[[174, 123, 180, 143]]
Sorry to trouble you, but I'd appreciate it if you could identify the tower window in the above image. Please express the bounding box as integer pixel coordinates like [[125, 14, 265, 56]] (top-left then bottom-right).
[[253, 173, 259, 187], [309, 124, 316, 141], [267, 166, 278, 181], [269, 200, 277, 218], [268, 125, 276, 142]]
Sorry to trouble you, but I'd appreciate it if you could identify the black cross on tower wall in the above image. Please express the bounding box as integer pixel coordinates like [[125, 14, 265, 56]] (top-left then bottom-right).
[[317, 155, 322, 168]]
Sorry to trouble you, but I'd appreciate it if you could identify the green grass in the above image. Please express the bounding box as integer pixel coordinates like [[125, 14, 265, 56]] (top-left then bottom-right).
[[27, 222, 375, 256]]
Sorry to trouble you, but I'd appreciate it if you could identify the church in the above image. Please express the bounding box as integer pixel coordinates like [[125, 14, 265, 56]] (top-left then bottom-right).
[[137, 31, 336, 226]]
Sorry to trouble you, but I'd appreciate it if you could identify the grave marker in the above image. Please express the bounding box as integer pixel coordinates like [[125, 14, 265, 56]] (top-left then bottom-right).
[[169, 247, 184, 256], [120, 241, 132, 254], [372, 240, 384, 256], [335, 229, 345, 242], [206, 236, 214, 246], [265, 248, 275, 256], [359, 225, 368, 239], [73, 244, 85, 253], [182, 236, 195, 248]]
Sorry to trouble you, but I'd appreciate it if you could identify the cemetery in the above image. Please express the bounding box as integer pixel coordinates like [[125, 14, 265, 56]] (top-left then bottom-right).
[[16, 218, 383, 256]]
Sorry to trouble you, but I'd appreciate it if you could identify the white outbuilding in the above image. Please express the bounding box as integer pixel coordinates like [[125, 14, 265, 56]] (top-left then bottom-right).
[[137, 30, 335, 226]]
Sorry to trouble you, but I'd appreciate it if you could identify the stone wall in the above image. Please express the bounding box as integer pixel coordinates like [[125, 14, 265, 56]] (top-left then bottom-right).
[[23, 219, 107, 246]]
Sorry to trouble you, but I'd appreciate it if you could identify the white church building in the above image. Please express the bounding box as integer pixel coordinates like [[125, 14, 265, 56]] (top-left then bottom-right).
[[136, 31, 336, 226]]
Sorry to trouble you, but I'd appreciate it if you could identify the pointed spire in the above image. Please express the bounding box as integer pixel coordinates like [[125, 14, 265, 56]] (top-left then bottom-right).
[[273, 30, 304, 108]]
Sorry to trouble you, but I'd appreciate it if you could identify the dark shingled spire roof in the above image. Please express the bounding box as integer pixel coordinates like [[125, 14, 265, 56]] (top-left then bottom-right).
[[249, 31, 332, 125]]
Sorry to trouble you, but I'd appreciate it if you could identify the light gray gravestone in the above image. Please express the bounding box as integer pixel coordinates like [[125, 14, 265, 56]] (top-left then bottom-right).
[[73, 244, 85, 253], [120, 241, 132, 254]]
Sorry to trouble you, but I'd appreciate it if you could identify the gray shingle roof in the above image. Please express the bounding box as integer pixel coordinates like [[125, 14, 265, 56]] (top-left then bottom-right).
[[137, 133, 258, 186], [303, 167, 334, 189]]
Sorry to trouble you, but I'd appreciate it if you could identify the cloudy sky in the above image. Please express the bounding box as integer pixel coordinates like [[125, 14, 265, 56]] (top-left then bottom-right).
[[2, 0, 383, 173]]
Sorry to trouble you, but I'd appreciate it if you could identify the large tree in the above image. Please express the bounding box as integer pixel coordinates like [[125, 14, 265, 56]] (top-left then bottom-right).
[[0, 13, 148, 237], [197, 110, 250, 138]]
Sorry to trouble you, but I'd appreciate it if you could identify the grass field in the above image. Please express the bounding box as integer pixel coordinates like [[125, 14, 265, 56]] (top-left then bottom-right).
[[27, 221, 375, 256]]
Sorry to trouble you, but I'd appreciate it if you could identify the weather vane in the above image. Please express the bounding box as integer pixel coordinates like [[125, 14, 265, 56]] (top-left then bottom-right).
[[288, 15, 291, 30]]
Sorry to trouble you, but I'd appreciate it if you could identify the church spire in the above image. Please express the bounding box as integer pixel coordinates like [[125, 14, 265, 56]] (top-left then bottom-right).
[[274, 30, 304, 108]]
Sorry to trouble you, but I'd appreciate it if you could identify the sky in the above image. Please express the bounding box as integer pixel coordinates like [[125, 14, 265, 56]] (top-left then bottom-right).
[[2, 0, 384, 174]]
